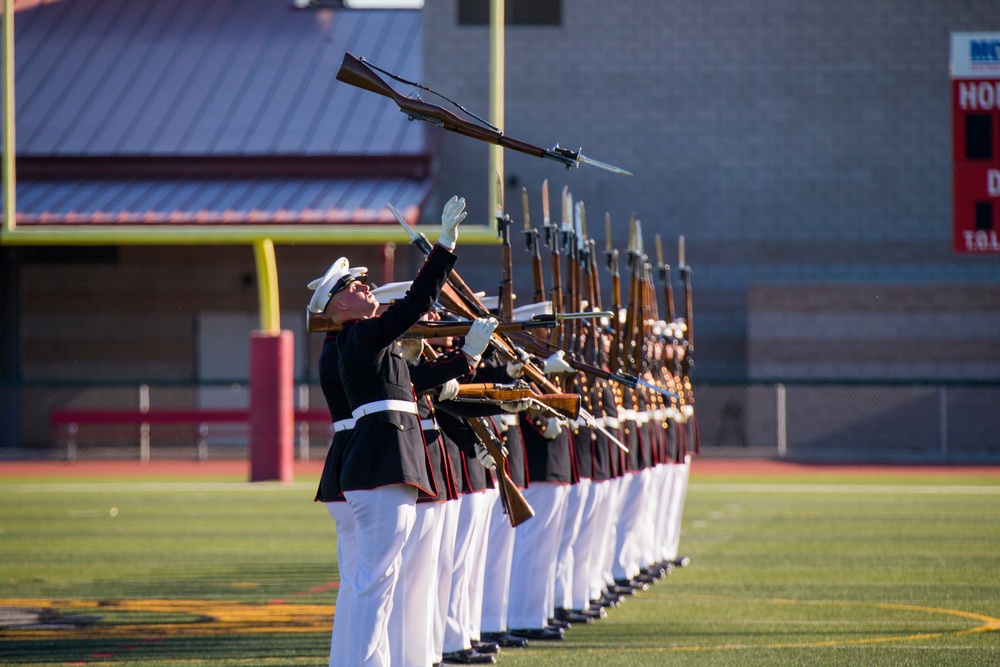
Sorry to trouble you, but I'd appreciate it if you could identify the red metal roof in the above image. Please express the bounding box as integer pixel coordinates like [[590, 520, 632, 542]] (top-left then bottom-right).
[[4, 0, 433, 230], [14, 175, 432, 225], [10, 0, 426, 158]]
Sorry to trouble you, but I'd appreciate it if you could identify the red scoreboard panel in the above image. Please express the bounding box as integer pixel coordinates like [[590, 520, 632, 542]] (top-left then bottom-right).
[[952, 33, 1000, 253]]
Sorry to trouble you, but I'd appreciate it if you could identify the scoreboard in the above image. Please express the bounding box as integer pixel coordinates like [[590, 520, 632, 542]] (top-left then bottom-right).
[[952, 33, 1000, 253]]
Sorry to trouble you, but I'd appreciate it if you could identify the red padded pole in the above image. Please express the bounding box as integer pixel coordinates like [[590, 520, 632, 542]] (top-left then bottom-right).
[[249, 331, 294, 482]]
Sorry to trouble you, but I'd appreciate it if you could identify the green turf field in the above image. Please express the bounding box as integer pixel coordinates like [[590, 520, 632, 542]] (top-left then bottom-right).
[[2, 469, 999, 666]]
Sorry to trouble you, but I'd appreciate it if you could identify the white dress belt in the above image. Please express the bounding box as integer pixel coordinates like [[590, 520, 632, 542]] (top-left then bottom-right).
[[420, 418, 439, 431], [333, 418, 356, 433], [351, 399, 420, 420], [621, 409, 638, 421]]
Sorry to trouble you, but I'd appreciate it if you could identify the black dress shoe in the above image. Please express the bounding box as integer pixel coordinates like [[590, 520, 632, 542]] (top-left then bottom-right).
[[554, 607, 595, 624], [441, 648, 496, 664], [480, 631, 529, 648], [590, 601, 613, 615], [547, 616, 571, 629], [641, 564, 667, 579], [470, 639, 500, 655], [509, 626, 564, 640], [594, 592, 623, 607], [615, 577, 649, 592], [575, 605, 607, 620]]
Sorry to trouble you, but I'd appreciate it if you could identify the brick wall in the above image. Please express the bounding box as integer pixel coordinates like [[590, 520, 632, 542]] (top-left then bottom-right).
[[424, 0, 1000, 381]]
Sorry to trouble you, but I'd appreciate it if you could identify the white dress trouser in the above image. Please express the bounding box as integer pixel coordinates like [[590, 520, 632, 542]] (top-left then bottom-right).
[[554, 479, 590, 610], [571, 478, 609, 609], [326, 501, 357, 667], [480, 488, 515, 633], [462, 489, 495, 644], [635, 467, 658, 570], [389, 502, 443, 667], [665, 456, 692, 560], [507, 482, 570, 630], [443, 491, 491, 653], [613, 469, 655, 580], [652, 463, 674, 563], [343, 484, 418, 667], [601, 475, 629, 588], [586, 479, 616, 602], [432, 500, 461, 664]]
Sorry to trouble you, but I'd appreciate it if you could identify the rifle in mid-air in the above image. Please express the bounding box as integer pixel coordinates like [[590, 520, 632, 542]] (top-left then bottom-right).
[[336, 52, 633, 176]]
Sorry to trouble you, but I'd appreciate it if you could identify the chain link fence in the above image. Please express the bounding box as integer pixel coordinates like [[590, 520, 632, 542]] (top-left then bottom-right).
[[12, 381, 1000, 464]]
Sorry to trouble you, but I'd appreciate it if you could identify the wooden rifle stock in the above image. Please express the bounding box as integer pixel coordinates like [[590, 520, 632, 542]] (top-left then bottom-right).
[[307, 311, 557, 336], [605, 213, 623, 374], [451, 383, 534, 402], [337, 53, 579, 168], [522, 187, 546, 304], [337, 53, 503, 145], [497, 180, 515, 323], [419, 343, 533, 528], [465, 417, 535, 527], [449, 388, 580, 421]]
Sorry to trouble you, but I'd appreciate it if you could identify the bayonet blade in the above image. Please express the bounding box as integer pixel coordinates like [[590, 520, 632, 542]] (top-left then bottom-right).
[[576, 151, 634, 176], [530, 310, 613, 323], [561, 186, 573, 231], [541, 180, 550, 226], [495, 171, 504, 218], [521, 187, 531, 231], [387, 201, 418, 241]]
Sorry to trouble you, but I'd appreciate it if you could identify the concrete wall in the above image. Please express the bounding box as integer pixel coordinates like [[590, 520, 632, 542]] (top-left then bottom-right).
[[423, 0, 1000, 380]]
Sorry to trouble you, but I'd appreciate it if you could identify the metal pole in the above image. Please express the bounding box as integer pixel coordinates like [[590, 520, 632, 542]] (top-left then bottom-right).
[[2, 0, 15, 234], [0, 0, 19, 449], [776, 383, 787, 458], [252, 239, 280, 335], [488, 0, 504, 223]]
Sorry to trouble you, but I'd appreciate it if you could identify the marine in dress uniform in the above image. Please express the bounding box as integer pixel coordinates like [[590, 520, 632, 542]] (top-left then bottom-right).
[[506, 347, 578, 641], [313, 196, 476, 667]]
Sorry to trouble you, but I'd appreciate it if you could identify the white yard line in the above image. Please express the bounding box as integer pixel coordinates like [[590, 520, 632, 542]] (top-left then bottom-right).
[[0, 482, 317, 493], [689, 483, 1000, 494]]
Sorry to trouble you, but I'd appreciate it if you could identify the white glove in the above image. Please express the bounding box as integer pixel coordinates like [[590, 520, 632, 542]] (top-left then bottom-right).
[[500, 399, 531, 413], [438, 378, 460, 402], [542, 416, 563, 439], [438, 195, 467, 250], [474, 441, 496, 470], [506, 348, 529, 378], [543, 350, 576, 375], [462, 317, 498, 364]]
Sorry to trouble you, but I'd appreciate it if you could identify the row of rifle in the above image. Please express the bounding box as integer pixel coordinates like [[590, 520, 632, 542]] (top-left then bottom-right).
[[397, 178, 700, 497], [498, 178, 698, 460]]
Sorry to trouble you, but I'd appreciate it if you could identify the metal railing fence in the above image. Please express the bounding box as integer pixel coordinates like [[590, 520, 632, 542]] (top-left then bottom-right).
[[11, 380, 1000, 463]]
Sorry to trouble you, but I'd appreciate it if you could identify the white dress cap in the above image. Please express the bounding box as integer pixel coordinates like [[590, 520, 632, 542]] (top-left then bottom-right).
[[370, 280, 413, 304], [511, 300, 553, 319], [306, 258, 368, 313]]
